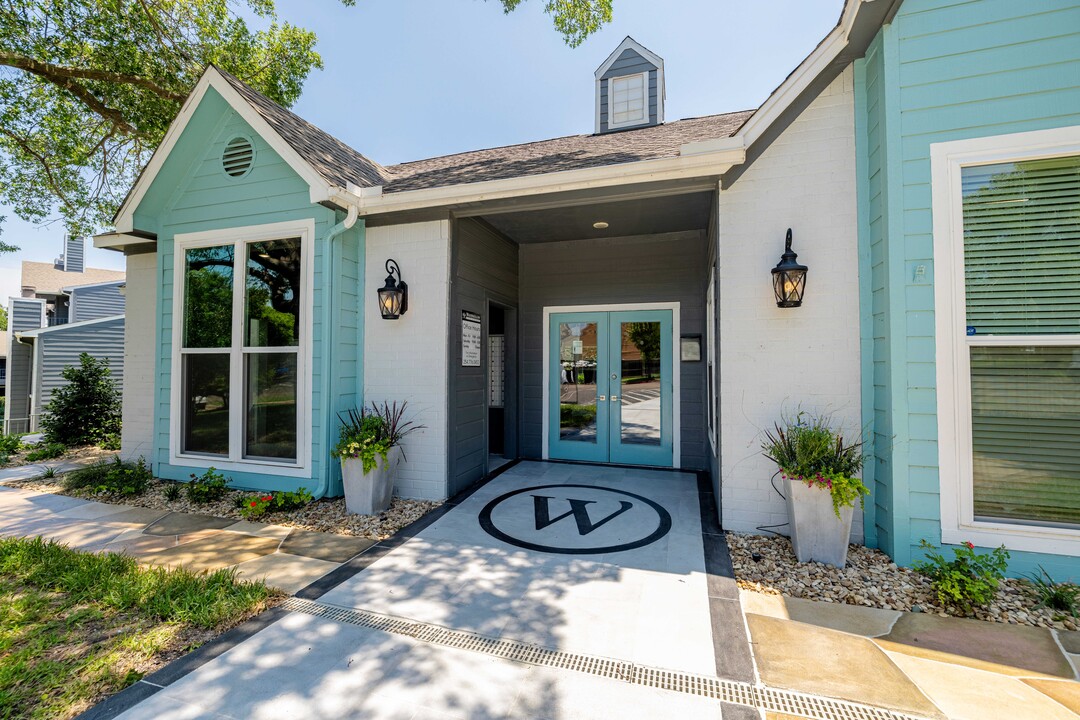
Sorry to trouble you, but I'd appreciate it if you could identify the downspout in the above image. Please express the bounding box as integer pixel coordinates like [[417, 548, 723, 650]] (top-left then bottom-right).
[[313, 200, 359, 499]]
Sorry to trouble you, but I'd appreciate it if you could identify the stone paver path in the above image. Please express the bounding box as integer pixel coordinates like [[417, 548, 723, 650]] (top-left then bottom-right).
[[0, 485, 366, 594]]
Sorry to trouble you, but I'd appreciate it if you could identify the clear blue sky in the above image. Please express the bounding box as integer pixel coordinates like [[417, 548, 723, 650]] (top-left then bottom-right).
[[0, 0, 842, 298]]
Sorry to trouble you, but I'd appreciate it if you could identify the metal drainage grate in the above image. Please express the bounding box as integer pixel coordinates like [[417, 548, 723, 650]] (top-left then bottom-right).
[[282, 598, 929, 720]]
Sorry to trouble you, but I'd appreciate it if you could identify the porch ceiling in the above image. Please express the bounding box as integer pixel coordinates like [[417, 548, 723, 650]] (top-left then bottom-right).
[[479, 190, 712, 244]]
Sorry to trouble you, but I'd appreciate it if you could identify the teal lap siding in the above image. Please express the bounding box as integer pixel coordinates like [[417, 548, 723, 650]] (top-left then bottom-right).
[[856, 0, 1080, 578]]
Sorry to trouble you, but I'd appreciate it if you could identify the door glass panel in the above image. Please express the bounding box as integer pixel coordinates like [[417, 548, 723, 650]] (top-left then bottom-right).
[[182, 353, 230, 456], [245, 352, 298, 461], [558, 321, 598, 442], [620, 321, 662, 445]]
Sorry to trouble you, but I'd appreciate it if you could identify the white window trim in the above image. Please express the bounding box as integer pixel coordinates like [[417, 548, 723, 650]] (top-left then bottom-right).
[[169, 219, 315, 478], [607, 71, 650, 130], [932, 125, 1080, 556], [706, 269, 717, 452], [540, 302, 681, 468]]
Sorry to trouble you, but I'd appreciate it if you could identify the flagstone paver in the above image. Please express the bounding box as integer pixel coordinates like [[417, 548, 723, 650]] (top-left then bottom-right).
[[877, 611, 1075, 678], [229, 552, 340, 594], [1059, 630, 1080, 655], [1024, 678, 1080, 714], [222, 520, 293, 539], [739, 589, 901, 637], [139, 533, 282, 573], [144, 511, 236, 536], [745, 613, 947, 718], [279, 527, 375, 562], [102, 532, 183, 557], [886, 651, 1078, 720]]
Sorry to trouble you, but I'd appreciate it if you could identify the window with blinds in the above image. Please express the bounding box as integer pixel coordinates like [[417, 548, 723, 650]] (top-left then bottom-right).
[[962, 155, 1080, 528]]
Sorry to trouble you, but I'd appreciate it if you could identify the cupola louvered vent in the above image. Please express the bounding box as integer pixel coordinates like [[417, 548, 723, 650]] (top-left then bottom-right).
[[222, 136, 255, 177]]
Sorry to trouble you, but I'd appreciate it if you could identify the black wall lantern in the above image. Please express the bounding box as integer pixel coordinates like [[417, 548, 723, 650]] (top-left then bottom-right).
[[771, 229, 808, 308], [378, 258, 408, 319]]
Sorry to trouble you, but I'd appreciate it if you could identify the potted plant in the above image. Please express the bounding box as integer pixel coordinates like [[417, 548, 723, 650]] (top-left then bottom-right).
[[335, 401, 424, 515], [761, 412, 868, 567]]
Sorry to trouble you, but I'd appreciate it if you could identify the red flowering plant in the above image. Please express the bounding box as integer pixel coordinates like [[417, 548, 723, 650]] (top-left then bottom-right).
[[761, 411, 869, 518], [913, 539, 1010, 613], [238, 494, 275, 520]]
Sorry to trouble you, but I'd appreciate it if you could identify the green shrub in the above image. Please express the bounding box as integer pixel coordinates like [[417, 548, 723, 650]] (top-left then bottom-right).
[[238, 494, 275, 520], [273, 487, 314, 512], [24, 443, 66, 461], [913, 539, 1010, 613], [186, 468, 230, 503], [40, 354, 121, 446], [1025, 566, 1080, 617], [560, 404, 597, 429], [163, 483, 182, 501], [99, 432, 121, 451], [62, 457, 151, 497], [0, 433, 24, 455]]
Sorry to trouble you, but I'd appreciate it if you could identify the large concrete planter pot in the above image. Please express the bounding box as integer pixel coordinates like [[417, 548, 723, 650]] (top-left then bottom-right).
[[784, 476, 854, 568], [342, 447, 399, 515]]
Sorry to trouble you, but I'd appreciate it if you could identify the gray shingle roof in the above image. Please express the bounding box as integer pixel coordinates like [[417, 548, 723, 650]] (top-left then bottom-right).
[[218, 68, 754, 196], [216, 68, 391, 189], [381, 110, 755, 193]]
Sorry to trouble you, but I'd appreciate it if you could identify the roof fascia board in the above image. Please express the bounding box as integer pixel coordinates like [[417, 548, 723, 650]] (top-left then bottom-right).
[[93, 231, 158, 251], [734, 0, 864, 151], [114, 67, 332, 233], [60, 279, 126, 293], [17, 313, 124, 339], [348, 144, 746, 218], [595, 36, 664, 78]]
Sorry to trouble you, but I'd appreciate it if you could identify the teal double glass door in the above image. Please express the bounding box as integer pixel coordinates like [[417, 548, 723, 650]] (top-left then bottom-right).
[[549, 309, 673, 467]]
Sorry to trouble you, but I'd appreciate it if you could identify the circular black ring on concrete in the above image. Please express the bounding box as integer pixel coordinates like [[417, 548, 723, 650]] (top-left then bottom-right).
[[478, 483, 672, 555]]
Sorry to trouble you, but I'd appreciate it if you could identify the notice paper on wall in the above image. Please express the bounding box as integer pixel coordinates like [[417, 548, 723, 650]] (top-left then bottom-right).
[[462, 310, 482, 367]]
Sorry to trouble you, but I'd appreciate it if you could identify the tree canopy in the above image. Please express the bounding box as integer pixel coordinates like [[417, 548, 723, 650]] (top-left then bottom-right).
[[0, 0, 611, 239]]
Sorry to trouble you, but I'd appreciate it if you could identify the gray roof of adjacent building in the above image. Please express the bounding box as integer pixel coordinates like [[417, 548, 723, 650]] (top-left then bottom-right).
[[20, 261, 125, 297]]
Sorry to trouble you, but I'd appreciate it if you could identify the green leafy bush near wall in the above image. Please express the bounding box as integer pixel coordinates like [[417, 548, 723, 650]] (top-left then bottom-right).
[[40, 354, 121, 447], [913, 540, 1010, 613], [63, 457, 152, 497], [186, 468, 230, 504]]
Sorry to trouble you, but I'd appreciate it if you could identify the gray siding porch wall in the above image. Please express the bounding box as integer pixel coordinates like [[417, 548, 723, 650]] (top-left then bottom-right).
[[447, 218, 520, 496], [599, 49, 659, 132], [69, 282, 126, 323], [519, 231, 708, 470], [6, 299, 45, 426], [33, 317, 125, 416]]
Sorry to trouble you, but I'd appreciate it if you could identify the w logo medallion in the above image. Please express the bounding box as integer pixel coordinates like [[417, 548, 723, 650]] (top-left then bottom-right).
[[478, 483, 672, 555]]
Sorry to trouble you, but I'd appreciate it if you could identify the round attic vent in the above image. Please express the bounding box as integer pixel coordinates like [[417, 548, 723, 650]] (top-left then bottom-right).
[[222, 136, 255, 177]]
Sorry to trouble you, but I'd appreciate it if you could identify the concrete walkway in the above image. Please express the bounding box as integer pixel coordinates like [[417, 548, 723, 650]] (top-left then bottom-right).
[[3, 461, 1080, 719]]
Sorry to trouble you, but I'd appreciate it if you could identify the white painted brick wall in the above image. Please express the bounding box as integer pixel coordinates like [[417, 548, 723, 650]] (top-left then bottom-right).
[[121, 251, 156, 462], [718, 66, 864, 541], [364, 220, 450, 501]]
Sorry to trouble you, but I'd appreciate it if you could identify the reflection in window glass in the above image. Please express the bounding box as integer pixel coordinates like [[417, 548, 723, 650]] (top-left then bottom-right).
[[246, 238, 301, 347], [183, 246, 234, 348], [620, 322, 662, 445], [558, 322, 598, 443], [183, 354, 230, 456], [245, 353, 297, 461]]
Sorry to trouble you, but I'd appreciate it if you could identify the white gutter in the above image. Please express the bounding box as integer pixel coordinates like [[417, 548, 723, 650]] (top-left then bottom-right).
[[340, 139, 746, 217]]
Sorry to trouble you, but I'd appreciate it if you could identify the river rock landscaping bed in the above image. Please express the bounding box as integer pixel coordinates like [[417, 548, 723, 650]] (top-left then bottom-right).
[[728, 532, 1078, 631], [3, 470, 441, 542]]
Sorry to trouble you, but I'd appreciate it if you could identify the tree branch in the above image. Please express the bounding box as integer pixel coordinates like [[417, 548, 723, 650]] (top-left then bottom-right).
[[0, 52, 188, 102], [0, 126, 75, 210]]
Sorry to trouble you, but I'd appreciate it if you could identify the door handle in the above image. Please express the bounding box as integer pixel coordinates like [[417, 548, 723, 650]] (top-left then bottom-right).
[[598, 395, 606, 401], [610, 395, 618, 402]]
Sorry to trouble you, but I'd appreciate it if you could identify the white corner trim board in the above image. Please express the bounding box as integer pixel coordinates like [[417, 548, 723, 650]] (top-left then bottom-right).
[[540, 302, 681, 469], [931, 125, 1080, 556], [168, 218, 316, 478]]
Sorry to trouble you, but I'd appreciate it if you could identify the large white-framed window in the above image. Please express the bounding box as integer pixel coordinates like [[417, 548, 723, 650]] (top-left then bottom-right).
[[608, 71, 648, 129], [932, 126, 1080, 556], [170, 219, 314, 477]]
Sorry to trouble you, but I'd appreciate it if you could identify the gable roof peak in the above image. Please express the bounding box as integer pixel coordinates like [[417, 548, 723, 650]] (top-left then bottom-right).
[[594, 36, 664, 79]]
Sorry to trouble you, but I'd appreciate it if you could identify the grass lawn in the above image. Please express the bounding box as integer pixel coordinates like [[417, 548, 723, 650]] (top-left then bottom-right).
[[0, 537, 281, 719]]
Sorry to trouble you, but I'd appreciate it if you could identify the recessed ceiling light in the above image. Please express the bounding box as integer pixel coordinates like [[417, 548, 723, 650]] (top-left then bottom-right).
[[593, 221, 609, 229]]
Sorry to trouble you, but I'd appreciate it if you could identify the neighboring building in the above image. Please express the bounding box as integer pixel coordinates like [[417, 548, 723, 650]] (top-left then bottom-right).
[[5, 237, 126, 433], [96, 0, 1080, 579], [0, 330, 8, 398]]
